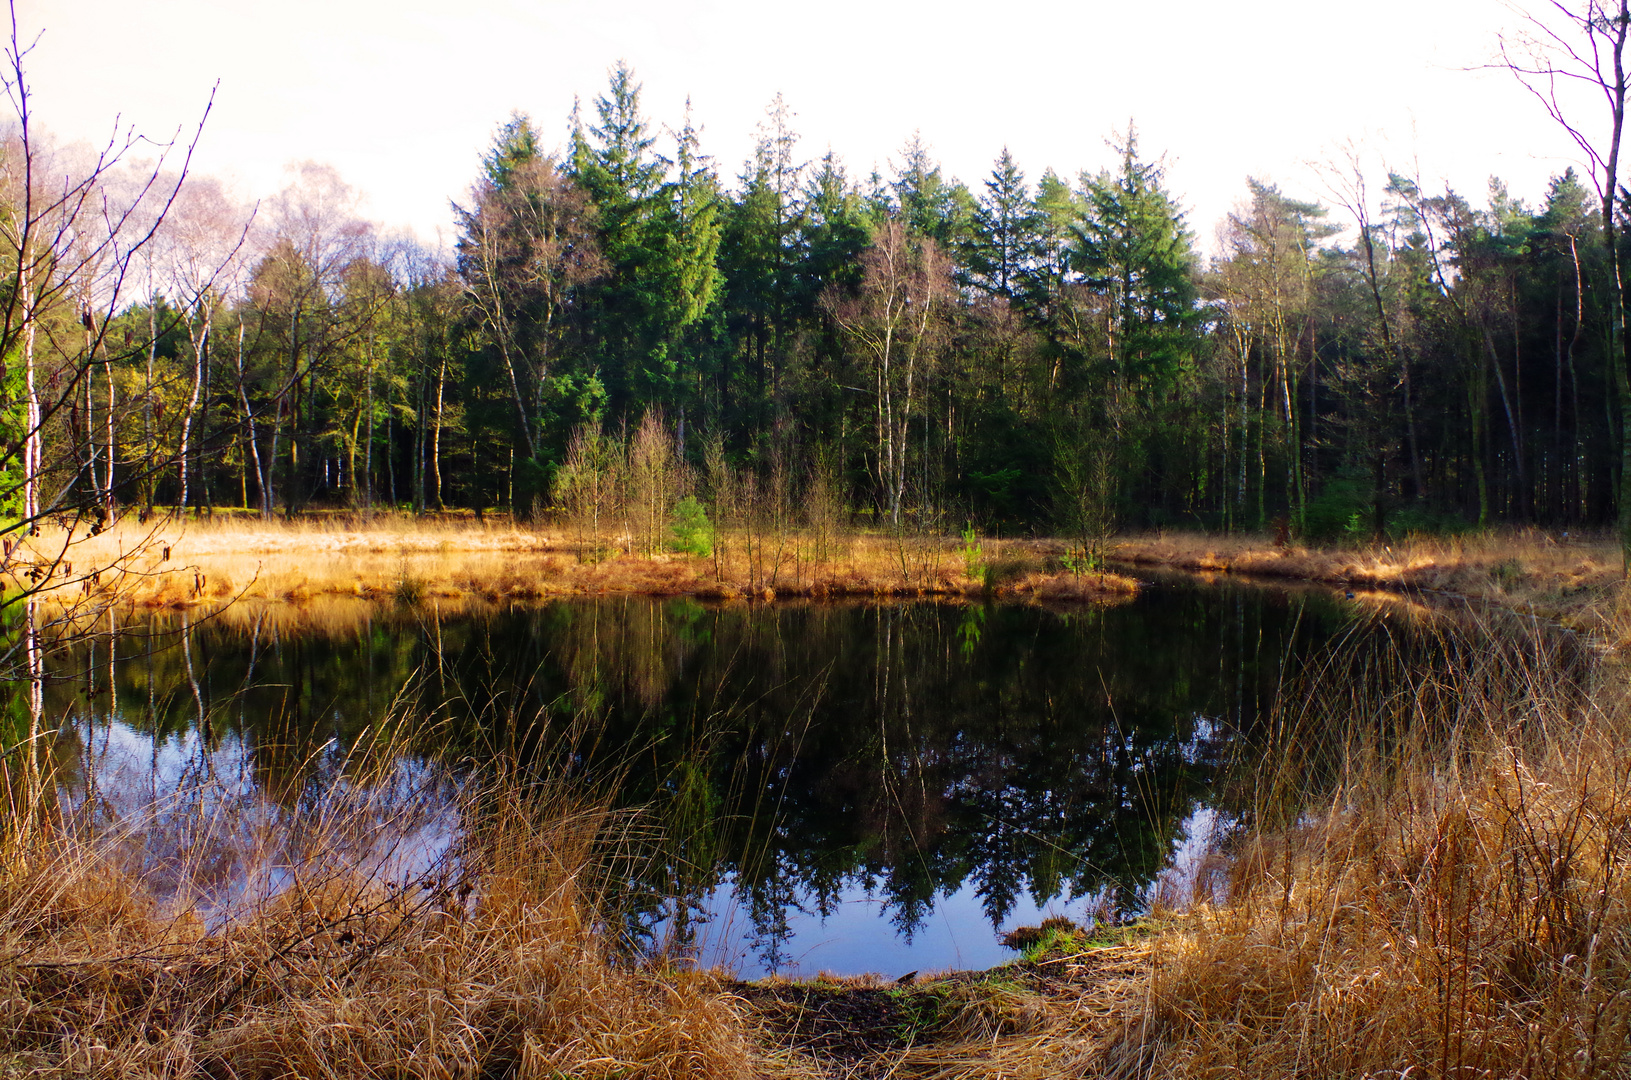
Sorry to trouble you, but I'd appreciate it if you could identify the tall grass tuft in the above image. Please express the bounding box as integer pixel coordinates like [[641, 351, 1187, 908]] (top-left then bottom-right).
[[0, 712, 760, 1078], [1106, 615, 1631, 1078]]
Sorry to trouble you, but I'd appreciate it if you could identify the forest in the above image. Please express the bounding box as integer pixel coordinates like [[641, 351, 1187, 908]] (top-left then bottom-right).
[[3, 61, 1624, 548]]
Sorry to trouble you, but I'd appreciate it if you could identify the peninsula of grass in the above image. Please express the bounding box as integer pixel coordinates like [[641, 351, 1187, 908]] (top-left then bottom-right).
[[10, 513, 1141, 614], [1109, 527, 1628, 636]]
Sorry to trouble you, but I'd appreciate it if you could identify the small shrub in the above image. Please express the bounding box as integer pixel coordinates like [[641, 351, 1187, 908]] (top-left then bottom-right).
[[1490, 556, 1526, 591], [1303, 470, 1370, 541], [393, 559, 427, 606], [668, 496, 712, 558], [959, 524, 985, 581], [1059, 545, 1100, 575], [1000, 915, 1088, 960]]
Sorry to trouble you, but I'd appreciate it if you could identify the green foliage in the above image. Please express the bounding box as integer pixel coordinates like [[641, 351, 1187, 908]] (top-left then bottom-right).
[[0, 345, 22, 520], [1072, 127, 1199, 385], [668, 495, 712, 557], [538, 372, 610, 454], [959, 523, 985, 581], [1302, 471, 1372, 542], [955, 604, 985, 660], [1059, 546, 1101, 575], [999, 916, 1150, 962], [964, 148, 1038, 298]]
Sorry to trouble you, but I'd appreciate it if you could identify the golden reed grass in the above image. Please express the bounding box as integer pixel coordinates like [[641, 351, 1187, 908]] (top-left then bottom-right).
[[1101, 616, 1631, 1079], [1114, 527, 1619, 635], [11, 514, 1139, 614], [0, 735, 762, 1079]]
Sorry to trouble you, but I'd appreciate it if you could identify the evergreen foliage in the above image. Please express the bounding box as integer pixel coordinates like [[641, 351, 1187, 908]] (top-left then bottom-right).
[[22, 62, 1631, 539]]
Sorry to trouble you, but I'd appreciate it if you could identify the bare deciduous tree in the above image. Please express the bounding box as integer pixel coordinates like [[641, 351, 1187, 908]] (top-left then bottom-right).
[[0, 1, 220, 773], [455, 144, 604, 462], [1499, 0, 1631, 555], [158, 176, 255, 511], [823, 219, 951, 528]]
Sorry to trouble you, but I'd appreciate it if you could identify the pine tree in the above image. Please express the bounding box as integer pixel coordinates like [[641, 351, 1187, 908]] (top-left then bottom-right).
[[568, 62, 670, 415], [1073, 128, 1198, 389], [718, 97, 805, 429], [650, 104, 724, 418], [892, 133, 972, 249], [966, 148, 1038, 299]]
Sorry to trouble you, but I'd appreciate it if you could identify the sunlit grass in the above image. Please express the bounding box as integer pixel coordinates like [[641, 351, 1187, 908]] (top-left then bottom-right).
[[16, 513, 1141, 615], [1115, 527, 1620, 634], [1102, 612, 1631, 1079]]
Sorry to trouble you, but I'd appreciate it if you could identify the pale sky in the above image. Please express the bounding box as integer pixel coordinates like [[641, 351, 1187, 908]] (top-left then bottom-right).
[[21, 0, 1597, 254]]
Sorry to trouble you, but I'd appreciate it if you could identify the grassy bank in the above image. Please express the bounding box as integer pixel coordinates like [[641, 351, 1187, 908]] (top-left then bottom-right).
[[1113, 528, 1624, 638], [16, 516, 1620, 635], [10, 514, 1140, 612], [1103, 613, 1631, 1078], [0, 746, 763, 1079]]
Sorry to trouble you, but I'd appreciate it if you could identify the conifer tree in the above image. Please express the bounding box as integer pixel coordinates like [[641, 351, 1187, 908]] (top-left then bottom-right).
[[965, 148, 1037, 299], [569, 62, 670, 414]]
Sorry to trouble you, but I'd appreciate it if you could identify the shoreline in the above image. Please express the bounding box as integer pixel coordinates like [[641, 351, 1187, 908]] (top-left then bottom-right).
[[1107, 528, 1625, 640], [13, 517, 1625, 643]]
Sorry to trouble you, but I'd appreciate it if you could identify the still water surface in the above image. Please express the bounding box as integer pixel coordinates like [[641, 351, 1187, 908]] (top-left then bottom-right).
[[38, 577, 1392, 977]]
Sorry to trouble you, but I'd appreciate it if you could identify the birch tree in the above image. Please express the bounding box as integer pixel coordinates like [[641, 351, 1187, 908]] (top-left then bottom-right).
[[455, 116, 603, 463], [823, 219, 951, 526]]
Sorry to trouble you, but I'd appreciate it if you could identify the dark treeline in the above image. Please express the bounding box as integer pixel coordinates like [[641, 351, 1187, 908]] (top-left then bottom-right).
[[21, 64, 1627, 539]]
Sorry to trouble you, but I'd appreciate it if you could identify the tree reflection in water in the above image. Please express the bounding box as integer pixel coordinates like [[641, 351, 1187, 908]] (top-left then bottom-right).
[[37, 580, 1370, 972]]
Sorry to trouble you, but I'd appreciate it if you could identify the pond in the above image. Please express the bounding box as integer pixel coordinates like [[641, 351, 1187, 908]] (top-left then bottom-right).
[[30, 576, 1402, 978]]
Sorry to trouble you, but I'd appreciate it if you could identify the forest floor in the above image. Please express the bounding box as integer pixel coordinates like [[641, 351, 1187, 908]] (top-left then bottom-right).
[[729, 928, 1156, 1078]]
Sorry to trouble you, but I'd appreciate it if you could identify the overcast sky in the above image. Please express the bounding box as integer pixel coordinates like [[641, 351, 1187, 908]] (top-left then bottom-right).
[[20, 0, 1600, 254]]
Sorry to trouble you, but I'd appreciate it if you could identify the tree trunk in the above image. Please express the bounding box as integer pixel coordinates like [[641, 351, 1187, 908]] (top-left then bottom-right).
[[432, 354, 447, 511]]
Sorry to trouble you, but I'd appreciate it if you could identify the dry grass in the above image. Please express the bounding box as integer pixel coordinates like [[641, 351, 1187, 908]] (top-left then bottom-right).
[[9, 515, 1140, 615], [1113, 528, 1622, 636], [0, 743, 764, 1079], [1102, 618, 1631, 1079]]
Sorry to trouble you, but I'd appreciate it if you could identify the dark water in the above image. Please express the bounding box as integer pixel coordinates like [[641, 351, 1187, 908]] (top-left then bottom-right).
[[33, 577, 1388, 976]]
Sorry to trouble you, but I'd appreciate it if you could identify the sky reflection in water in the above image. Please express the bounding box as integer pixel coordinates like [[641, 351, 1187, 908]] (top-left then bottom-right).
[[35, 579, 1368, 974]]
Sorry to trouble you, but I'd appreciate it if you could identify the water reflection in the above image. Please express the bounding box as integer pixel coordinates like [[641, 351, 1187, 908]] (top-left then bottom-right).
[[32, 579, 1371, 974]]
